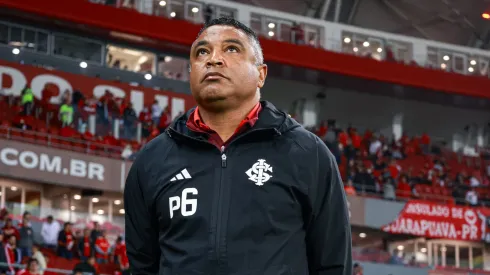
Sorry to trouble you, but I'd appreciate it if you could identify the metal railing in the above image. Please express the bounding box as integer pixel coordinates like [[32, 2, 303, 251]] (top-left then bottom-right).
[[349, 182, 486, 207], [0, 126, 129, 160]]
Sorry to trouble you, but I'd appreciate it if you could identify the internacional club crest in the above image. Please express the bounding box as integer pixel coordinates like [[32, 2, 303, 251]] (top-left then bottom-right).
[[246, 159, 273, 186]]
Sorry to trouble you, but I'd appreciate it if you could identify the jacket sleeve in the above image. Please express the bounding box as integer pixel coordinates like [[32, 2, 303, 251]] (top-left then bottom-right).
[[306, 138, 352, 275], [124, 157, 160, 275]]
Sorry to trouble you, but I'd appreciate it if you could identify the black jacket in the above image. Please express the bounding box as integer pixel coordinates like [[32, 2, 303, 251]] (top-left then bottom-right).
[[124, 101, 352, 275]]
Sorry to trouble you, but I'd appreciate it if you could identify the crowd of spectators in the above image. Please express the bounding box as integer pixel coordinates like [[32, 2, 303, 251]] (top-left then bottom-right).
[[0, 209, 128, 275], [310, 120, 490, 206], [1, 84, 177, 161]]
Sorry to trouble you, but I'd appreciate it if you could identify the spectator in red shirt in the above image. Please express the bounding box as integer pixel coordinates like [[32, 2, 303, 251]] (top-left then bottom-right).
[[5, 235, 21, 273], [16, 258, 40, 275], [337, 130, 348, 147], [94, 230, 110, 264], [2, 219, 20, 242], [396, 176, 412, 199], [388, 159, 401, 179], [344, 179, 357, 196], [113, 236, 129, 271], [316, 121, 328, 139], [350, 129, 362, 149], [77, 228, 92, 261], [420, 132, 431, 154]]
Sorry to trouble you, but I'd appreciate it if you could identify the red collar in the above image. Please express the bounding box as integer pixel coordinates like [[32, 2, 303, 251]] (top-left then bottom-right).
[[187, 102, 262, 135]]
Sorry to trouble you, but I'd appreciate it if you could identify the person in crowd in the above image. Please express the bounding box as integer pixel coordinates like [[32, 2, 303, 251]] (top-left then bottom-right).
[[15, 258, 40, 275], [158, 106, 171, 133], [344, 179, 357, 196], [40, 216, 60, 250], [150, 99, 162, 126], [389, 249, 404, 265], [59, 97, 74, 128], [0, 231, 8, 275], [2, 219, 19, 243], [0, 209, 9, 228], [21, 85, 34, 116], [90, 222, 101, 250], [466, 187, 479, 206], [17, 212, 34, 258], [291, 22, 304, 44], [353, 262, 363, 275], [73, 256, 98, 275], [94, 231, 110, 264], [31, 245, 46, 275], [5, 235, 21, 274], [96, 94, 112, 135], [78, 228, 92, 262], [121, 144, 134, 160], [57, 222, 74, 260], [113, 236, 129, 272], [122, 102, 137, 139]]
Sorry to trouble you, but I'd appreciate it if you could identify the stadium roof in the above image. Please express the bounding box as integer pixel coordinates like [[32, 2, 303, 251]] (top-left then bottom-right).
[[229, 0, 490, 48]]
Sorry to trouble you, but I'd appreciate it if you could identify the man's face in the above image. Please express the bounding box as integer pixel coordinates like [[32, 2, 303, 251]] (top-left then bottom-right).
[[29, 261, 38, 272], [189, 25, 267, 111], [8, 236, 15, 245]]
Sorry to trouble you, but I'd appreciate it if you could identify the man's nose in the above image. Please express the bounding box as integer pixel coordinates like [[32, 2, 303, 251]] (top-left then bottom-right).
[[206, 52, 224, 67]]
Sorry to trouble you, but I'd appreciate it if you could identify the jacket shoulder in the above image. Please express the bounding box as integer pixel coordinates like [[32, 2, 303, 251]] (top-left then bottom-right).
[[284, 126, 329, 156], [131, 132, 176, 172]]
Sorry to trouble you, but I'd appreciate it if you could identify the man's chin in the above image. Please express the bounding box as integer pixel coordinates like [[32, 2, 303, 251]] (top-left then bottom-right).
[[198, 96, 231, 112]]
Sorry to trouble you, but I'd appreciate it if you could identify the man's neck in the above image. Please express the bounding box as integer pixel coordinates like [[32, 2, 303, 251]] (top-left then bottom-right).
[[199, 99, 259, 142]]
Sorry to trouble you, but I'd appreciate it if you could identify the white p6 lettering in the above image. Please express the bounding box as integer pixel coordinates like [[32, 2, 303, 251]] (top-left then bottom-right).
[[169, 188, 198, 219]]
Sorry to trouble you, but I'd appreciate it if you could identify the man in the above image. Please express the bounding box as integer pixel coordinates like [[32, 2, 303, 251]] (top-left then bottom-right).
[[57, 222, 74, 260], [113, 236, 129, 272], [73, 256, 98, 275], [16, 258, 40, 275], [40, 216, 60, 250], [5, 235, 21, 275], [0, 231, 8, 275], [18, 212, 34, 258], [94, 230, 110, 264], [77, 228, 92, 261], [125, 17, 352, 275]]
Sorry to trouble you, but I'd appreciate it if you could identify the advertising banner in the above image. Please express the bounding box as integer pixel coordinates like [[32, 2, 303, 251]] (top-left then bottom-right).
[[0, 60, 195, 116], [0, 139, 132, 192], [382, 200, 489, 241]]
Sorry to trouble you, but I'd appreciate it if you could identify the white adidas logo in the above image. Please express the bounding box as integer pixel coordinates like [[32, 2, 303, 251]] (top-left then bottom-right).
[[170, 168, 192, 181]]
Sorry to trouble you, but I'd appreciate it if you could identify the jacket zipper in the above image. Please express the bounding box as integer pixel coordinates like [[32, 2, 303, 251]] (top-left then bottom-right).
[[216, 145, 227, 272]]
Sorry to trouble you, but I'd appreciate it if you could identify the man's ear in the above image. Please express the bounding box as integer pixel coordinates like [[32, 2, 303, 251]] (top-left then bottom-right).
[[257, 64, 268, 88]]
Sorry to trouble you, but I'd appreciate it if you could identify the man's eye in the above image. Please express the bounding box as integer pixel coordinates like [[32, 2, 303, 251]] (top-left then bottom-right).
[[226, 46, 238, 53], [197, 49, 208, 56]]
